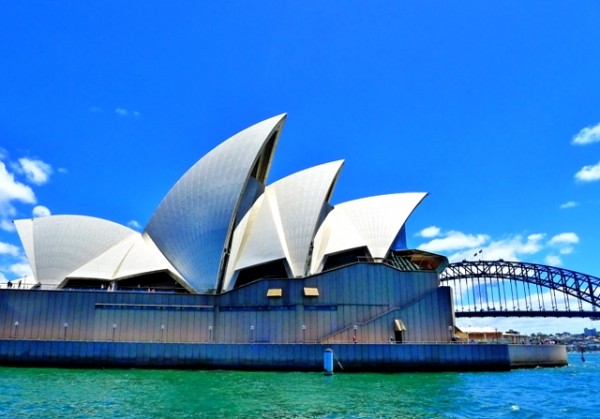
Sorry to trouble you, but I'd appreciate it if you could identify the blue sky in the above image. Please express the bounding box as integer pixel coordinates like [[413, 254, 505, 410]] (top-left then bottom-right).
[[1, 2, 599, 333]]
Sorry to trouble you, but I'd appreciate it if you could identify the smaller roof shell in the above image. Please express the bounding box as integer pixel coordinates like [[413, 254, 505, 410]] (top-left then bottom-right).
[[67, 233, 187, 289], [222, 160, 344, 291], [310, 193, 427, 274], [14, 215, 136, 286]]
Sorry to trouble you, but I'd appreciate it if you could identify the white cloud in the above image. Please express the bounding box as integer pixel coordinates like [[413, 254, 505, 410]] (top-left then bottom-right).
[[115, 108, 140, 117], [445, 233, 545, 262], [0, 241, 20, 256], [127, 219, 142, 230], [0, 162, 36, 206], [8, 260, 32, 278], [417, 227, 579, 266], [418, 231, 488, 253], [18, 157, 53, 185], [575, 161, 600, 182], [32, 205, 51, 218], [0, 219, 14, 232], [416, 226, 440, 238], [0, 161, 37, 229], [559, 246, 574, 255], [545, 255, 562, 266], [548, 232, 579, 246], [559, 201, 577, 209], [572, 122, 600, 145]]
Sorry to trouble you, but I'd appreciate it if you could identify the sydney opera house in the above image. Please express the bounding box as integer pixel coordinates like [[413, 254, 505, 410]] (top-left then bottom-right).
[[2, 114, 563, 371], [14, 114, 442, 295]]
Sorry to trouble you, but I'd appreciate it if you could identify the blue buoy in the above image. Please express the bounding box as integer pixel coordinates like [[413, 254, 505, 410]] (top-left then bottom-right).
[[324, 348, 334, 375]]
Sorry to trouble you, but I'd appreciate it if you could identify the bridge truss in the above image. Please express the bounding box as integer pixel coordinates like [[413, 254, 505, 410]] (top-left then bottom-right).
[[440, 260, 600, 319]]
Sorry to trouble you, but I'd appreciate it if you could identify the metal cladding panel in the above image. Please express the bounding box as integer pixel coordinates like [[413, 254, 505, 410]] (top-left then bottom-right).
[[145, 114, 286, 293], [16, 215, 136, 286], [223, 160, 343, 289], [311, 193, 427, 273], [13, 219, 36, 279]]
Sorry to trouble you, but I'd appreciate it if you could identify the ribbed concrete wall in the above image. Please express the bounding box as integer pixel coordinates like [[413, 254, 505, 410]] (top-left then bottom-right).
[[0, 340, 513, 372]]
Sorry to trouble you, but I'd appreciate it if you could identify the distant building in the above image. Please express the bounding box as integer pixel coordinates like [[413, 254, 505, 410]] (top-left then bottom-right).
[[456, 326, 503, 342], [584, 328, 597, 337]]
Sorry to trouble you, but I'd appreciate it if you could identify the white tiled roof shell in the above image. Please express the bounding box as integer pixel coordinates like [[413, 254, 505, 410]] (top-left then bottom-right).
[[145, 114, 286, 294], [222, 160, 343, 291], [67, 233, 187, 288], [66, 234, 138, 280], [310, 193, 428, 274], [14, 215, 136, 286]]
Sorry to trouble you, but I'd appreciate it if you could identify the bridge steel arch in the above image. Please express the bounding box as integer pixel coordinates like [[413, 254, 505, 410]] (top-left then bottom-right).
[[440, 260, 600, 318]]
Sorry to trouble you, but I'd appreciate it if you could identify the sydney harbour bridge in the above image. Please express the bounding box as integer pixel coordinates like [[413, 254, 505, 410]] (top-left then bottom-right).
[[440, 260, 600, 319]]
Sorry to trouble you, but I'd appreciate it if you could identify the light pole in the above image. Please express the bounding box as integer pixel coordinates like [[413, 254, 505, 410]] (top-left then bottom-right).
[[250, 325, 255, 343], [161, 324, 165, 342], [112, 323, 117, 341], [14, 321, 19, 339], [208, 325, 213, 342], [63, 322, 68, 340], [302, 325, 306, 343]]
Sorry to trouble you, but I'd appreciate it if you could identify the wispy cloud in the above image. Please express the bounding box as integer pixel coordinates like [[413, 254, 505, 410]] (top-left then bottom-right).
[[0, 154, 53, 232], [18, 157, 53, 185], [0, 161, 36, 230], [416, 226, 440, 238], [548, 232, 579, 246], [127, 219, 142, 230], [0, 241, 20, 257], [417, 227, 579, 265], [0, 255, 33, 282], [115, 108, 140, 117], [559, 201, 578, 209], [572, 122, 600, 145], [575, 161, 600, 182], [89, 106, 102, 113], [0, 162, 36, 205], [418, 231, 489, 253], [545, 255, 562, 266]]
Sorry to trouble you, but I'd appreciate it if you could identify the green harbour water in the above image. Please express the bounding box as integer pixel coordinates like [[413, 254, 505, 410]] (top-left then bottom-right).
[[0, 353, 597, 418]]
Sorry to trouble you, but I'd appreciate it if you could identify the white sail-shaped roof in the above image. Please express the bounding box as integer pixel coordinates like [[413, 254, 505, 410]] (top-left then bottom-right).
[[66, 234, 138, 280], [115, 233, 185, 283], [14, 215, 136, 287], [66, 233, 187, 289], [145, 114, 286, 293], [223, 160, 343, 291], [310, 193, 427, 274]]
